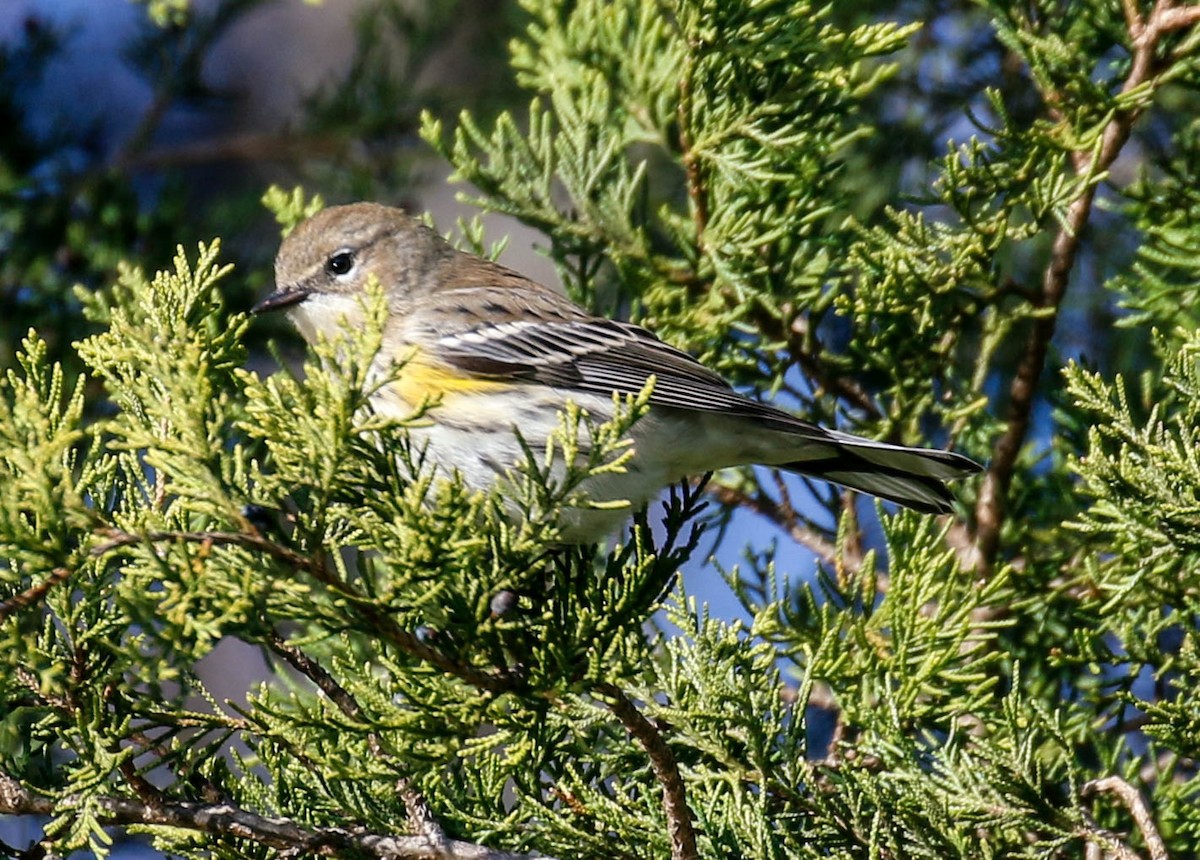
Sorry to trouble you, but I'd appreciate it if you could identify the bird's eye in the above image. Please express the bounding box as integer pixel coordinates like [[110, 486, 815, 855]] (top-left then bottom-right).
[[326, 250, 355, 277]]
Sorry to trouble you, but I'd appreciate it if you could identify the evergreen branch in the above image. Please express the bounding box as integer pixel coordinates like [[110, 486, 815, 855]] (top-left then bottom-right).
[[1083, 777, 1168, 860], [94, 529, 527, 693], [677, 48, 708, 245], [0, 772, 545, 860], [972, 0, 1199, 573], [0, 567, 71, 623], [595, 684, 698, 860], [266, 633, 451, 850], [92, 529, 324, 575]]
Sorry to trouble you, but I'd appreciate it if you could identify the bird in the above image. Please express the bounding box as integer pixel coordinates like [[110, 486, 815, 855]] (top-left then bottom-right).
[[253, 202, 981, 542]]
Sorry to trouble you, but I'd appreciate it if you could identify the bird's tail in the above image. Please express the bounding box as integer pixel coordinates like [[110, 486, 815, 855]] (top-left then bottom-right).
[[781, 431, 981, 514]]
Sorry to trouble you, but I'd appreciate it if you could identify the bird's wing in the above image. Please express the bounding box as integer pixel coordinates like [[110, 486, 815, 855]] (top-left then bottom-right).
[[407, 281, 982, 511], [413, 285, 826, 436]]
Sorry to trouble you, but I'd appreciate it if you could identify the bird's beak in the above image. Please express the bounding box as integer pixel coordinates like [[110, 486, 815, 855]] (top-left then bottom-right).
[[251, 286, 311, 315]]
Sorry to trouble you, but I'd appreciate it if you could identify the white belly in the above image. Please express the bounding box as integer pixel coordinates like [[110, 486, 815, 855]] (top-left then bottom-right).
[[370, 383, 699, 542]]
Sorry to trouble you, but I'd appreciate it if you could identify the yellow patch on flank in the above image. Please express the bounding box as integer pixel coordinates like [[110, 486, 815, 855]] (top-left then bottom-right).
[[390, 348, 512, 409]]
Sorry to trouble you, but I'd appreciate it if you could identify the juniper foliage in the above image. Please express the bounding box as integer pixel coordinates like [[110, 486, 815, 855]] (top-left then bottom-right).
[[3, 0, 1200, 858]]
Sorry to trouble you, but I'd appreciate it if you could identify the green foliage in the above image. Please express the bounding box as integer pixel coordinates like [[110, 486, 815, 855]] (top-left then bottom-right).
[[0, 245, 697, 856], [262, 185, 326, 237], [4, 0, 1200, 858]]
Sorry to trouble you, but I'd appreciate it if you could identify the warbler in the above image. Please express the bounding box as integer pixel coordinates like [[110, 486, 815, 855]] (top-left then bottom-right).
[[253, 203, 981, 542]]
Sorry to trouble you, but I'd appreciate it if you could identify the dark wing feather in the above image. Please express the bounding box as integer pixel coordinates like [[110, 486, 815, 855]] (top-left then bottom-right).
[[416, 283, 982, 511], [426, 288, 821, 435]]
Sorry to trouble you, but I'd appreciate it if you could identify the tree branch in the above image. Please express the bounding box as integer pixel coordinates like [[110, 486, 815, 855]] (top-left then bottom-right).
[[123, 132, 344, 172], [267, 633, 451, 850], [1084, 776, 1168, 860], [94, 529, 527, 695], [1077, 817, 1143, 860], [267, 633, 368, 723], [786, 313, 883, 421], [93, 529, 323, 575], [0, 773, 543, 860], [707, 481, 842, 568], [595, 685, 699, 860], [0, 567, 71, 623], [971, 0, 1200, 573]]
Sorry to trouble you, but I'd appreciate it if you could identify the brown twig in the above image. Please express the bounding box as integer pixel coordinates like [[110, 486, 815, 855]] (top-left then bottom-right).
[[111, 2, 254, 172], [595, 684, 698, 860], [0, 567, 72, 623], [0, 772, 543, 860], [267, 633, 367, 722], [1120, 0, 1144, 36], [93, 529, 323, 574], [1158, 5, 1200, 33], [398, 778, 449, 854], [13, 666, 68, 712], [124, 132, 344, 172], [707, 481, 842, 568], [971, 0, 1200, 574], [1083, 776, 1168, 860], [785, 315, 883, 421], [1076, 814, 1143, 860]]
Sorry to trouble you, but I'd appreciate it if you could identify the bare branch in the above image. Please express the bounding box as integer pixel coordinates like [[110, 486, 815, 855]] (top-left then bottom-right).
[[124, 132, 344, 172], [596, 685, 698, 860], [1121, 0, 1144, 37], [1157, 5, 1200, 32], [1084, 776, 1168, 860], [0, 772, 543, 860], [707, 481, 842, 568]]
